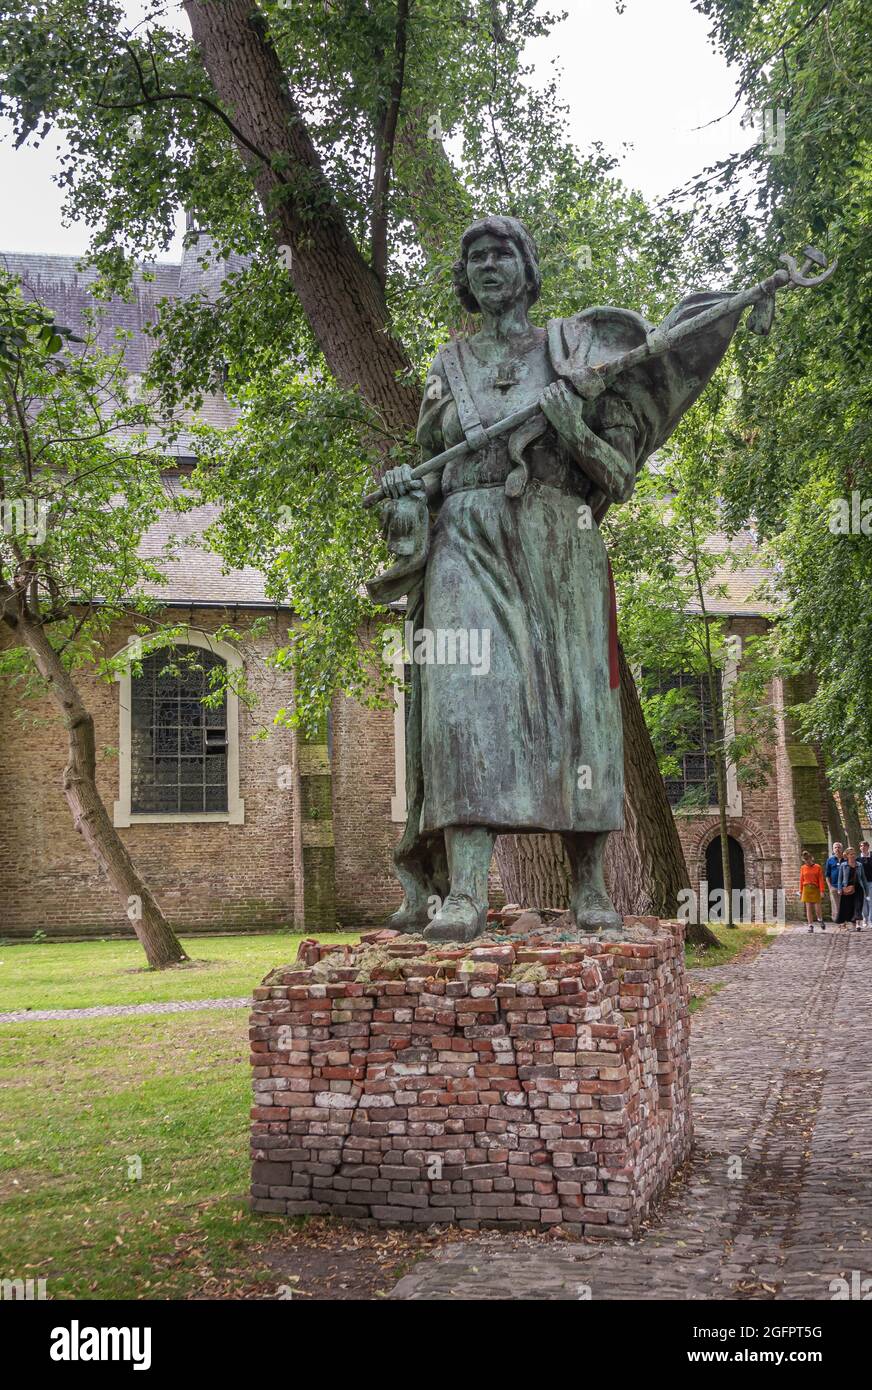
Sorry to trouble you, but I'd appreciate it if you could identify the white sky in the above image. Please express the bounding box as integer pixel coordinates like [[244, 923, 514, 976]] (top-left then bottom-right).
[[0, 0, 755, 260], [527, 0, 755, 197]]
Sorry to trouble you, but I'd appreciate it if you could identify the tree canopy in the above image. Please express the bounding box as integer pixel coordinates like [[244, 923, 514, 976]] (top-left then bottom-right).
[[684, 0, 871, 795]]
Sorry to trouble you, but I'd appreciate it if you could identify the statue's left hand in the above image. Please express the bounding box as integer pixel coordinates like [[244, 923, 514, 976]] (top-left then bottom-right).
[[540, 379, 635, 505], [381, 463, 427, 500]]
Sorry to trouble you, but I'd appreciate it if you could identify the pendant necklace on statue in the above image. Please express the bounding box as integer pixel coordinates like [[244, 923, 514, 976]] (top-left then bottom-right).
[[491, 359, 523, 392]]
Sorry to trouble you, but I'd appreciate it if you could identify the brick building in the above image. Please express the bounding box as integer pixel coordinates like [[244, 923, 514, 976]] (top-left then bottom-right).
[[0, 246, 838, 939]]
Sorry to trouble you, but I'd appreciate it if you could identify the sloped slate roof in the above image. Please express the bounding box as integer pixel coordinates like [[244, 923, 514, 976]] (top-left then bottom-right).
[[1, 251, 180, 373], [1, 244, 284, 608], [695, 531, 776, 617], [0, 243, 242, 446], [1, 237, 248, 367], [140, 491, 283, 607]]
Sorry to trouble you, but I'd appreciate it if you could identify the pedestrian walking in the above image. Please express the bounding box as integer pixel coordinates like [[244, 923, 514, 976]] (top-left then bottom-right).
[[859, 841, 872, 927], [825, 841, 845, 922], [799, 850, 826, 931], [836, 848, 868, 929]]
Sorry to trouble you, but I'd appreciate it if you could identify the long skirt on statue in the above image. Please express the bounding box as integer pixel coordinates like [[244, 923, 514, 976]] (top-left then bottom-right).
[[418, 479, 623, 836]]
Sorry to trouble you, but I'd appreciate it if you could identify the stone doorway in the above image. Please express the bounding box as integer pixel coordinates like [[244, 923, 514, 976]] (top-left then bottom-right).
[[706, 833, 746, 893]]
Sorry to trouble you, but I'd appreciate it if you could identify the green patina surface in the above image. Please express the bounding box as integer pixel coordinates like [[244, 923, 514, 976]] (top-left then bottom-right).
[[367, 215, 748, 942]]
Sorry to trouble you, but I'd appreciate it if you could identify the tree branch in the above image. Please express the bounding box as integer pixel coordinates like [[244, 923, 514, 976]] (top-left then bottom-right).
[[370, 0, 411, 287], [94, 39, 281, 180]]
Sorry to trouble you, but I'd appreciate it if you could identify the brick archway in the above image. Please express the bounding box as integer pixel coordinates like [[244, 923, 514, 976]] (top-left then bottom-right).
[[685, 817, 770, 898]]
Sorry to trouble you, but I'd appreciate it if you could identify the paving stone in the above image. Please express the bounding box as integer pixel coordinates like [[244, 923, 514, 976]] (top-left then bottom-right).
[[389, 926, 872, 1300]]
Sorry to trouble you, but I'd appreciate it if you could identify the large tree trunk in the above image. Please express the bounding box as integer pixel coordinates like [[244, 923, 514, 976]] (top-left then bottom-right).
[[184, 0, 420, 433], [186, 0, 691, 929], [610, 646, 691, 918], [494, 833, 570, 908], [823, 785, 845, 846], [495, 646, 704, 933], [612, 644, 717, 943], [840, 788, 863, 849], [12, 615, 188, 969]]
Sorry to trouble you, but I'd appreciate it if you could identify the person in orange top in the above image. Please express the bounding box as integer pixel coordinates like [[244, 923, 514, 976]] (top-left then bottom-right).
[[799, 850, 826, 931]]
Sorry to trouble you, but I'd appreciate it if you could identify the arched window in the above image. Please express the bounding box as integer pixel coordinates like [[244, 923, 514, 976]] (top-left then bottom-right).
[[649, 670, 721, 810], [640, 634, 744, 818], [113, 631, 244, 826], [131, 647, 227, 814]]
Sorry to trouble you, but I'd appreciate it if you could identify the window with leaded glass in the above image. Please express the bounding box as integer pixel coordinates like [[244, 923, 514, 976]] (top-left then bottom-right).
[[646, 670, 722, 810], [130, 647, 228, 814]]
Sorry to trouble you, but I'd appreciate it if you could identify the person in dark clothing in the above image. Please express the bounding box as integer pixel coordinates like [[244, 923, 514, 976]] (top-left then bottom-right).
[[836, 848, 869, 929], [825, 842, 845, 922], [859, 841, 872, 927]]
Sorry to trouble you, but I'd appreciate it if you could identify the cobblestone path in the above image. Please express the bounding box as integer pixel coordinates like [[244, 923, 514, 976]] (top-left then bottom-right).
[[0, 996, 249, 1023], [391, 926, 872, 1300]]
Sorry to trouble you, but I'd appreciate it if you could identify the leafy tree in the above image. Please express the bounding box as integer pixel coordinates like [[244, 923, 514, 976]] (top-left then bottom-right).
[[685, 0, 871, 802], [0, 269, 189, 967], [0, 0, 710, 916]]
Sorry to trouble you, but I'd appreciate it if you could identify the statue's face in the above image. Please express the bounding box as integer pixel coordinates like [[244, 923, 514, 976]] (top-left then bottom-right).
[[465, 233, 526, 312]]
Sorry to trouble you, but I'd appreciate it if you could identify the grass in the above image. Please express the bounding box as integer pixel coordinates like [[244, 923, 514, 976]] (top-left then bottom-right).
[[684, 921, 776, 971], [0, 1008, 292, 1299], [2, 1010, 254, 1297], [0, 928, 428, 1302], [0, 932, 359, 1013]]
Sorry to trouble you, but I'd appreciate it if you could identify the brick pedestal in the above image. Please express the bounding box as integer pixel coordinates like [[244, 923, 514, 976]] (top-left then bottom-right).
[[249, 923, 691, 1236]]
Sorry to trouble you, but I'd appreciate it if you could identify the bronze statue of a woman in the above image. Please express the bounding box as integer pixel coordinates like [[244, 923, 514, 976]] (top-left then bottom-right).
[[366, 214, 816, 942]]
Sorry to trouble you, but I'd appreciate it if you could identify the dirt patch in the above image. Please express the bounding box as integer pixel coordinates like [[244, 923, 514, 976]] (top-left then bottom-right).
[[0, 1168, 77, 1201], [182, 1218, 450, 1300], [119, 959, 220, 977], [729, 935, 774, 966], [184, 1217, 598, 1300], [688, 981, 726, 1013]]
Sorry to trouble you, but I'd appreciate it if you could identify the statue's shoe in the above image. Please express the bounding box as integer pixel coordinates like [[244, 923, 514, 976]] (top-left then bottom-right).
[[571, 897, 623, 937], [423, 893, 486, 943], [386, 902, 431, 934]]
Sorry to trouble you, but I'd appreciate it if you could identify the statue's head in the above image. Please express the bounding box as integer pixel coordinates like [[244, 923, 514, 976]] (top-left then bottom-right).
[[453, 215, 541, 315]]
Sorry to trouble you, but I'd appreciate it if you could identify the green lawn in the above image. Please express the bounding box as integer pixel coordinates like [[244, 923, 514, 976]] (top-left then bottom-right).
[[0, 927, 406, 1302], [0, 920, 768, 1014], [684, 921, 775, 971], [0, 1009, 284, 1298], [0, 932, 359, 1013]]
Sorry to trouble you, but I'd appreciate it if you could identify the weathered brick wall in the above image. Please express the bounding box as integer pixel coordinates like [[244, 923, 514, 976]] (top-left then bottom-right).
[[0, 609, 299, 938], [331, 680, 402, 927], [673, 617, 820, 922], [249, 922, 691, 1235], [1, 600, 826, 938]]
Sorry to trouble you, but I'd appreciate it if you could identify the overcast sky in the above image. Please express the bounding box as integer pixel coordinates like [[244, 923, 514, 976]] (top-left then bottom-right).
[[0, 0, 755, 261]]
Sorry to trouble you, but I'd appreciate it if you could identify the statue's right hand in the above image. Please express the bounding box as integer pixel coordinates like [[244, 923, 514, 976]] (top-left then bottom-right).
[[381, 464, 424, 499]]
